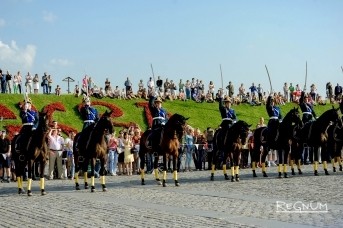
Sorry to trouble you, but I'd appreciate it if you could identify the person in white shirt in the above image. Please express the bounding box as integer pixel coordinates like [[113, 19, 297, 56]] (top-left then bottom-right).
[[147, 77, 154, 96], [48, 128, 65, 180], [25, 72, 33, 94]]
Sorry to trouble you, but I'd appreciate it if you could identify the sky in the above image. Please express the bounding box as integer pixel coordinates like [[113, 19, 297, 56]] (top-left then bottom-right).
[[1, 0, 342, 96]]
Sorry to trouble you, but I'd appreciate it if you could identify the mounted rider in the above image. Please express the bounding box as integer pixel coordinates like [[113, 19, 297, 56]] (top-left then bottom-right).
[[299, 91, 316, 124], [148, 95, 168, 149], [16, 97, 39, 151], [80, 96, 99, 130], [266, 94, 282, 149], [219, 93, 237, 130]]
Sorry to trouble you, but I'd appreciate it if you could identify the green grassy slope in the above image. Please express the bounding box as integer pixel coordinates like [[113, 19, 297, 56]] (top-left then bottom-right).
[[0, 94, 335, 133]]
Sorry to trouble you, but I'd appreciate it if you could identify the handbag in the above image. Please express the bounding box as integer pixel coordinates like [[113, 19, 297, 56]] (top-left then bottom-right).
[[117, 147, 123, 154]]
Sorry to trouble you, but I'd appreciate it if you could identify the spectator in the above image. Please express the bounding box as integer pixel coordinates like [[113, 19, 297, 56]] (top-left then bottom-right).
[[334, 83, 342, 101], [310, 84, 317, 102], [283, 82, 289, 102], [185, 79, 191, 100], [132, 128, 141, 175], [55, 85, 61, 96], [0, 69, 6, 93], [117, 130, 125, 175], [87, 76, 94, 93], [41, 72, 49, 94], [107, 131, 118, 176], [184, 127, 194, 172], [48, 128, 65, 180], [238, 83, 245, 101], [25, 72, 33, 93], [190, 78, 196, 99], [227, 81, 234, 98], [64, 131, 75, 179], [249, 83, 257, 100], [17, 71, 23, 94], [205, 90, 214, 103], [289, 83, 295, 102], [47, 75, 53, 94], [5, 70, 12, 94], [257, 83, 263, 102], [179, 89, 186, 101], [179, 79, 185, 95], [13, 73, 19, 94], [124, 77, 132, 97], [33, 73, 39, 94], [147, 77, 154, 96], [205, 127, 215, 170], [156, 76, 163, 93], [104, 78, 111, 94], [74, 85, 80, 97], [0, 130, 11, 183], [208, 81, 215, 99]]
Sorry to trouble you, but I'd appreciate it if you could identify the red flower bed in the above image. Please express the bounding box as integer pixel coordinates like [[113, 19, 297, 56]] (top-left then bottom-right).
[[43, 102, 66, 123], [136, 102, 152, 127], [0, 104, 17, 119]]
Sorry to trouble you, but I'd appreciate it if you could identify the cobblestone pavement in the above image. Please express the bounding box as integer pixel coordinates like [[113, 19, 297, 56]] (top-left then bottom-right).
[[0, 165, 342, 228]]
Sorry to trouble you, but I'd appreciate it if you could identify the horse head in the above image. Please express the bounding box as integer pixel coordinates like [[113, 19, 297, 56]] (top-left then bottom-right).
[[38, 111, 49, 133], [98, 110, 113, 134], [234, 120, 252, 145], [165, 113, 189, 139], [286, 107, 303, 127]]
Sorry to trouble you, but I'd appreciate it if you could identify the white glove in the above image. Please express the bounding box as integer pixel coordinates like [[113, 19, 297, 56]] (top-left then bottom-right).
[[24, 103, 29, 110], [32, 127, 36, 131]]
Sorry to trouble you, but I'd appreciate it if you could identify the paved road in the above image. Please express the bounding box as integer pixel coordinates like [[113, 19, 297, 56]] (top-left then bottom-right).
[[0, 165, 342, 228]]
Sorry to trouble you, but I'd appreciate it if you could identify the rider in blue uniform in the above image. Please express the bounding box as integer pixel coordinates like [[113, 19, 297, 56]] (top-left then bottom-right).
[[219, 95, 237, 130], [299, 91, 316, 124], [149, 95, 168, 130], [266, 95, 282, 149], [16, 98, 39, 151], [80, 96, 99, 130]]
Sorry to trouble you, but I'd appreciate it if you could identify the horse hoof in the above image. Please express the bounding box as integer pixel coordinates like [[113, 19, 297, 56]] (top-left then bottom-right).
[[284, 173, 288, 178], [27, 190, 32, 197], [231, 176, 235, 182], [91, 186, 95, 192], [253, 172, 257, 178], [339, 165, 342, 172], [141, 179, 145, 185], [157, 180, 162, 185], [175, 181, 180, 187], [291, 169, 295, 175], [235, 176, 240, 182], [85, 182, 89, 189], [102, 187, 107, 192], [210, 175, 214, 181], [76, 186, 80, 190], [18, 188, 25, 194], [263, 172, 268, 178], [333, 167, 336, 172], [314, 171, 319, 176], [224, 174, 229, 180], [41, 190, 47, 195], [298, 170, 303, 175], [162, 180, 167, 187], [325, 170, 330, 175]]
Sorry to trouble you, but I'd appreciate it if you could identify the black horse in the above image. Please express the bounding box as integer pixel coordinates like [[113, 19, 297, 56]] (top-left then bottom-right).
[[210, 120, 251, 182], [11, 112, 49, 196], [275, 107, 303, 178], [297, 106, 340, 176], [251, 108, 302, 178], [139, 113, 188, 187], [73, 110, 113, 192]]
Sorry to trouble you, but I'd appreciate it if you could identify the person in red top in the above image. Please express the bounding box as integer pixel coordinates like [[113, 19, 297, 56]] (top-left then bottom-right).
[[131, 128, 141, 174], [107, 132, 119, 176]]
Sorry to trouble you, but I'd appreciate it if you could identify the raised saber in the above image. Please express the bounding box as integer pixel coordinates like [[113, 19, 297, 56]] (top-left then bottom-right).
[[220, 64, 223, 93], [304, 61, 308, 91], [341, 66, 343, 74], [265, 65, 273, 94], [150, 63, 156, 92]]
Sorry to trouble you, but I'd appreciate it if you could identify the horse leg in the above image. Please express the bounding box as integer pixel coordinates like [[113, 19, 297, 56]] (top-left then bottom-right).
[[234, 151, 241, 182], [312, 146, 319, 176], [162, 153, 168, 187], [74, 156, 81, 190], [277, 149, 283, 178], [83, 159, 89, 189], [39, 158, 47, 195], [223, 151, 230, 180], [261, 146, 268, 177], [139, 150, 146, 185], [283, 150, 289, 178], [321, 146, 329, 175], [229, 152, 235, 182], [27, 159, 33, 196], [90, 158, 96, 192], [210, 148, 217, 181], [100, 157, 107, 192], [173, 155, 180, 187], [153, 153, 162, 185], [251, 145, 259, 177]]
